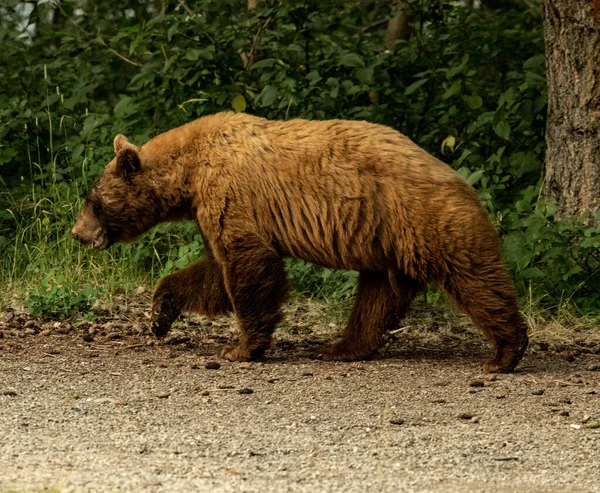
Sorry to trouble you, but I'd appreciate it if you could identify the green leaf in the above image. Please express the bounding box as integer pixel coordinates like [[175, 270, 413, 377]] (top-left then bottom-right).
[[447, 54, 469, 79], [129, 33, 143, 55], [355, 66, 374, 84], [442, 80, 461, 99], [523, 54, 545, 69], [498, 87, 516, 109], [306, 71, 322, 85], [250, 58, 277, 70], [465, 94, 483, 109], [231, 94, 247, 112], [197, 45, 215, 60], [260, 85, 278, 107], [185, 46, 214, 61], [466, 169, 484, 186], [113, 96, 137, 119], [404, 78, 429, 95], [520, 267, 545, 279], [339, 53, 365, 68], [185, 49, 200, 61], [494, 120, 511, 140], [167, 22, 179, 42]]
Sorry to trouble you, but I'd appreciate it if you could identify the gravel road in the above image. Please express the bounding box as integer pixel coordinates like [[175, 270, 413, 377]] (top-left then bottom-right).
[[1, 298, 599, 493]]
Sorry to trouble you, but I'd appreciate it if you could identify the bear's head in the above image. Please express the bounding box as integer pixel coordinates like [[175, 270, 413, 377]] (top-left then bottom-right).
[[72, 134, 161, 250]]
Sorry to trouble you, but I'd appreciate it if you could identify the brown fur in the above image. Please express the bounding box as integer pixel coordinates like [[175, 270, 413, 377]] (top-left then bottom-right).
[[72, 112, 529, 372]]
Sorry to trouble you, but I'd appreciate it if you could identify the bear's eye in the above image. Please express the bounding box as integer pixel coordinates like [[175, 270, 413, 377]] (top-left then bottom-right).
[[93, 202, 102, 215]]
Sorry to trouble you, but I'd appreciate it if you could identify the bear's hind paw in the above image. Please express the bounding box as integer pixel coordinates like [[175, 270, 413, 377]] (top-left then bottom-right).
[[482, 334, 529, 373]]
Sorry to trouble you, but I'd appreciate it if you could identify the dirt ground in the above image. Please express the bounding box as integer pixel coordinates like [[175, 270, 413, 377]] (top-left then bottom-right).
[[1, 295, 599, 493]]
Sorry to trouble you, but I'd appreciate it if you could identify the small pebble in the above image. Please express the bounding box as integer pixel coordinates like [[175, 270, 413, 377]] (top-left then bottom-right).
[[389, 419, 405, 425], [559, 410, 570, 417], [156, 392, 171, 399], [470, 416, 480, 424], [238, 388, 254, 395], [205, 361, 221, 370], [582, 414, 591, 423], [200, 390, 210, 396], [458, 413, 474, 420], [532, 389, 545, 396]]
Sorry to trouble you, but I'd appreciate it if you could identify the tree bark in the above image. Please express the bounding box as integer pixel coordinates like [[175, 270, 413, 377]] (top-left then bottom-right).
[[385, 0, 411, 51], [541, 0, 600, 218]]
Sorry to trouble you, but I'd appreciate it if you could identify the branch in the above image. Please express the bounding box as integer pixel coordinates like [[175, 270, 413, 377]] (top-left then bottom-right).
[[177, 0, 194, 17], [243, 17, 272, 69], [56, 3, 142, 67]]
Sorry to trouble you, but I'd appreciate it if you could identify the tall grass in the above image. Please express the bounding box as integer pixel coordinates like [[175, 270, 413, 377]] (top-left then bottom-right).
[[0, 68, 205, 314]]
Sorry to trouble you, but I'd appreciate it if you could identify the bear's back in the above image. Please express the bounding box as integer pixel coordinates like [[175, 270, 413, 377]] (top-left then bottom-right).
[[142, 113, 487, 278]]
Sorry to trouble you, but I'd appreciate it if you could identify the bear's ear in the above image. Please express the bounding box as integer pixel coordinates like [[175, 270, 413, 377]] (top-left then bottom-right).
[[116, 147, 141, 182], [114, 134, 133, 154]]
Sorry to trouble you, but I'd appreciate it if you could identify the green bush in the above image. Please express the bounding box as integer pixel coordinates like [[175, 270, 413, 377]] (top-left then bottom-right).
[[24, 271, 101, 318], [1, 0, 599, 314]]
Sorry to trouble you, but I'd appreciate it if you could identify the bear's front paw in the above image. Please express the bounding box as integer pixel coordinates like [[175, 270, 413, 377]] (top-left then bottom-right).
[[150, 294, 179, 339], [320, 343, 374, 362], [217, 343, 264, 362]]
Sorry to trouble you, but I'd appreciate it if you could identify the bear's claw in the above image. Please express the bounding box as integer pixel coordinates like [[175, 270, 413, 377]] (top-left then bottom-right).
[[150, 295, 179, 339], [482, 334, 529, 373]]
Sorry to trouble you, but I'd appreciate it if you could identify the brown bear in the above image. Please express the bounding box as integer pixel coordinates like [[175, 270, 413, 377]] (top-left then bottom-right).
[[71, 111, 528, 372]]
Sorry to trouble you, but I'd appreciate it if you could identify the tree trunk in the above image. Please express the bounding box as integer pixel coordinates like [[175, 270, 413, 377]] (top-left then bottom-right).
[[385, 0, 411, 51], [541, 0, 600, 218]]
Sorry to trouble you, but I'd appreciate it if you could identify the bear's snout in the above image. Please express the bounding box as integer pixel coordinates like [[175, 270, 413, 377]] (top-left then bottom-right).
[[71, 208, 105, 248], [71, 229, 82, 243]]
